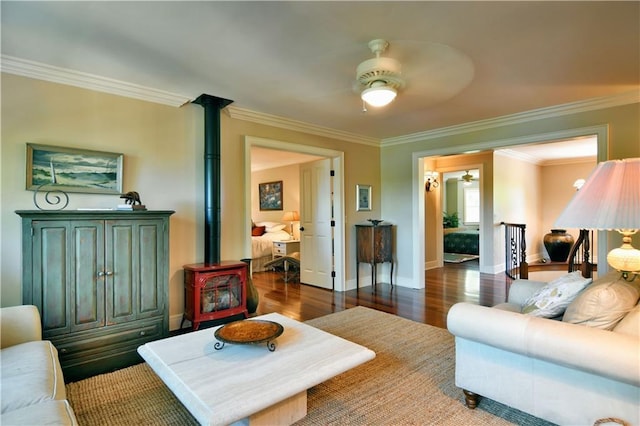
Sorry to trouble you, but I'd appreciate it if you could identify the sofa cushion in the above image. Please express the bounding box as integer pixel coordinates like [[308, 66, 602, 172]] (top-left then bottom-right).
[[521, 271, 592, 318], [614, 303, 640, 337], [0, 341, 66, 413], [0, 400, 77, 425], [564, 275, 640, 330]]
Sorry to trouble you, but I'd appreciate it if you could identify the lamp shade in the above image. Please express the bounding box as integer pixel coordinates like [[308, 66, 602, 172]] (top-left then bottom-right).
[[554, 158, 640, 230], [282, 211, 300, 222], [361, 84, 397, 107]]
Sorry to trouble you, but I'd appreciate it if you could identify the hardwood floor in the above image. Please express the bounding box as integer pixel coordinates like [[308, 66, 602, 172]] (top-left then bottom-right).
[[252, 259, 513, 329]]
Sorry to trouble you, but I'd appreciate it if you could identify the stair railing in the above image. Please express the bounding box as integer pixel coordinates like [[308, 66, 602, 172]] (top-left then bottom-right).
[[501, 222, 528, 279], [567, 229, 595, 278], [501, 223, 595, 280]]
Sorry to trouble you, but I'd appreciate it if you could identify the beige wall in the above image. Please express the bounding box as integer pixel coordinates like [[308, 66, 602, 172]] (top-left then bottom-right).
[[1, 74, 380, 324], [2, 73, 638, 313], [251, 163, 300, 238], [382, 102, 639, 284], [494, 153, 543, 261], [1, 74, 201, 329], [540, 160, 598, 259]]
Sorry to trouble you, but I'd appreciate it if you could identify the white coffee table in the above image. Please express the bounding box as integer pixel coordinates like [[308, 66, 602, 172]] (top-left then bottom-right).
[[138, 312, 375, 426]]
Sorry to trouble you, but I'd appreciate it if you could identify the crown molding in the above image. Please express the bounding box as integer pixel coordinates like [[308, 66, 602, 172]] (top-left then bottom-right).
[[495, 149, 595, 166], [2, 55, 636, 146], [1, 55, 192, 107], [225, 106, 379, 146], [382, 90, 640, 146]]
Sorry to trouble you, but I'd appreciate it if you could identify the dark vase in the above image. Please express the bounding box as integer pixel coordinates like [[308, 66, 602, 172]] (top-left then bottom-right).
[[240, 258, 259, 314], [543, 229, 574, 262]]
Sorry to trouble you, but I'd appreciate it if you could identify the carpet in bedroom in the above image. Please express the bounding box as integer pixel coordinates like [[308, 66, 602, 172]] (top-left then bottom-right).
[[444, 252, 480, 263], [66, 306, 553, 425]]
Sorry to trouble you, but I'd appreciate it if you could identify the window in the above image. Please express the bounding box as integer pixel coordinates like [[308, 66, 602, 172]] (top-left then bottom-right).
[[463, 187, 480, 224]]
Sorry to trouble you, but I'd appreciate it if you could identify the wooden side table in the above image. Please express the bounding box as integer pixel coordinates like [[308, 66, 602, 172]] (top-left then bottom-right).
[[272, 240, 301, 281], [356, 224, 393, 290], [272, 240, 300, 259]]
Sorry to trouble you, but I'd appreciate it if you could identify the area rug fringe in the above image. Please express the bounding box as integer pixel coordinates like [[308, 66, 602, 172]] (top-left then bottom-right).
[[66, 306, 552, 426]]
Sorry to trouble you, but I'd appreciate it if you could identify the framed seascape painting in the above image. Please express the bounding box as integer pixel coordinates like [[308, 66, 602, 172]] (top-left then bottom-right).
[[26, 143, 124, 194], [356, 184, 372, 211], [259, 180, 283, 211]]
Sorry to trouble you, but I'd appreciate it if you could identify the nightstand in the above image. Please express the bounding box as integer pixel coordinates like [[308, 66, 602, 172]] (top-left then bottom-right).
[[272, 240, 300, 259]]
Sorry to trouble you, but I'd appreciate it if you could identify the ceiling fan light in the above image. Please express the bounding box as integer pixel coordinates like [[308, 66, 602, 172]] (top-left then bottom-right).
[[361, 85, 397, 107]]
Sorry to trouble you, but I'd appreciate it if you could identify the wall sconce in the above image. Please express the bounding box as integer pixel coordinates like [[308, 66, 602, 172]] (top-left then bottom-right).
[[424, 171, 439, 192]]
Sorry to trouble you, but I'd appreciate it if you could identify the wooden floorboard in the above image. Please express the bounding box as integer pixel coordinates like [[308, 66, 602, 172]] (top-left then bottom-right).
[[252, 259, 514, 329]]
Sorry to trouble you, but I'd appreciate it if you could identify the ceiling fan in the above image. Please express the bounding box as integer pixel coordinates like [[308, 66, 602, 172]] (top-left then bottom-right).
[[355, 39, 406, 108], [460, 171, 476, 184]]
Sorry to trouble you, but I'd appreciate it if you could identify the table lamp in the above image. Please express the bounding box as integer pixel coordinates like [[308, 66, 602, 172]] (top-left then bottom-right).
[[554, 157, 640, 281], [282, 210, 300, 239]]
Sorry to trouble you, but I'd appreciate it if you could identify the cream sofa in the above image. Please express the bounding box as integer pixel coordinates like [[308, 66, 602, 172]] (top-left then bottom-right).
[[447, 272, 640, 426], [0, 305, 78, 425]]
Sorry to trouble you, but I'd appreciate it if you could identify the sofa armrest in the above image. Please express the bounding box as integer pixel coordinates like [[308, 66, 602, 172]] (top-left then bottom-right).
[[506, 279, 547, 306], [447, 302, 640, 387], [0, 305, 42, 348]]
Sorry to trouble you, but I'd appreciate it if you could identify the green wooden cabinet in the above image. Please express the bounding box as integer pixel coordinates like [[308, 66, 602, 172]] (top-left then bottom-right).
[[17, 210, 174, 382]]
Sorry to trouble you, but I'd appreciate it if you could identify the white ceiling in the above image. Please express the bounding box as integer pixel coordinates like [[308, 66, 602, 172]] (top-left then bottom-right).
[[2, 1, 638, 142]]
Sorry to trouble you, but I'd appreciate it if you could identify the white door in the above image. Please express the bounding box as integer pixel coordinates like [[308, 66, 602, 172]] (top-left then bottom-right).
[[299, 158, 333, 289]]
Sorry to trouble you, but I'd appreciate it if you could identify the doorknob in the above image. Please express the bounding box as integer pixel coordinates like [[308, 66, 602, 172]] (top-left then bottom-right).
[[299, 226, 305, 231]]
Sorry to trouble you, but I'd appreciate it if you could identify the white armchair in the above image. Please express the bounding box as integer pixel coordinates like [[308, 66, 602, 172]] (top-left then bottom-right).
[[0, 305, 42, 348], [447, 273, 640, 426], [0, 305, 77, 425]]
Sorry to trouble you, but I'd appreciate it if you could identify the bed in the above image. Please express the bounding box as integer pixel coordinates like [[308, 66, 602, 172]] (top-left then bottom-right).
[[443, 228, 479, 255], [251, 222, 291, 272]]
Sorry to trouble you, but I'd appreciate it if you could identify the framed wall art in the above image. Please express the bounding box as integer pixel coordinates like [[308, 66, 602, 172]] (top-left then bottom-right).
[[26, 143, 123, 194], [356, 184, 372, 211], [259, 180, 283, 211]]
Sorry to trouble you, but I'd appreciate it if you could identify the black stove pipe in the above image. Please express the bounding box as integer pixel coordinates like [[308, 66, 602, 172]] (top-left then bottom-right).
[[192, 94, 233, 265]]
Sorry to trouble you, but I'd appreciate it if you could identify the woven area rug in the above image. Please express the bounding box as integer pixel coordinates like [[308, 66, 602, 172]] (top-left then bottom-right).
[[444, 252, 480, 263], [66, 306, 553, 426]]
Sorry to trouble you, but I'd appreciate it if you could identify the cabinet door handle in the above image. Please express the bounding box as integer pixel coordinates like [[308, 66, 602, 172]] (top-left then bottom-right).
[[105, 271, 114, 276], [97, 271, 105, 277], [299, 226, 305, 231]]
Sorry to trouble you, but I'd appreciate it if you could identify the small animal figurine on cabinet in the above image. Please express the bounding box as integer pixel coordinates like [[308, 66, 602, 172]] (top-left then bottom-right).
[[120, 191, 141, 205], [119, 191, 146, 210]]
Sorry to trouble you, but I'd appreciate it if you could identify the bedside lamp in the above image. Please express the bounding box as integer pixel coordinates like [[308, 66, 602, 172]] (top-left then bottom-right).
[[554, 157, 640, 280], [282, 210, 300, 239]]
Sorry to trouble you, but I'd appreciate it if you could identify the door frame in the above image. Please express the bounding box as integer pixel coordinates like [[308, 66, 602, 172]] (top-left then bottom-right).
[[243, 136, 346, 291], [412, 124, 610, 288]]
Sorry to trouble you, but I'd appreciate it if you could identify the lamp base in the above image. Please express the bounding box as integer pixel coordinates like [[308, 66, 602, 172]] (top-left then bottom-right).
[[607, 230, 640, 282]]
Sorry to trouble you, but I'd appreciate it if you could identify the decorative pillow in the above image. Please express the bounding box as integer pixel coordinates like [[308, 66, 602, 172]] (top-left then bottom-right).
[[256, 221, 280, 228], [613, 303, 640, 338], [251, 226, 266, 236], [265, 223, 287, 233], [563, 274, 640, 330], [521, 271, 592, 318]]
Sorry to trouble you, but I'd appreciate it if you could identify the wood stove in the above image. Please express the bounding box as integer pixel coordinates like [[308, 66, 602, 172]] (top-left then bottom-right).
[[182, 262, 248, 330], [181, 94, 249, 330]]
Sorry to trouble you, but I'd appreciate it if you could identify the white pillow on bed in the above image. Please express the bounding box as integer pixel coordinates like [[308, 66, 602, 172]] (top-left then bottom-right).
[[256, 222, 287, 233], [266, 224, 287, 233], [256, 221, 278, 227]]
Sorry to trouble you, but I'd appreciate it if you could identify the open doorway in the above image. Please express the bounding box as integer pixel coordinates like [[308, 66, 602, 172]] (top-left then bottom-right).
[[415, 126, 608, 289], [441, 169, 480, 265], [243, 136, 347, 291]]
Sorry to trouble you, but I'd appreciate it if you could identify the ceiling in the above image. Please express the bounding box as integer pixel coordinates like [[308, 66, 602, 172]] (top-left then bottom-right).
[[2, 1, 638, 142]]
